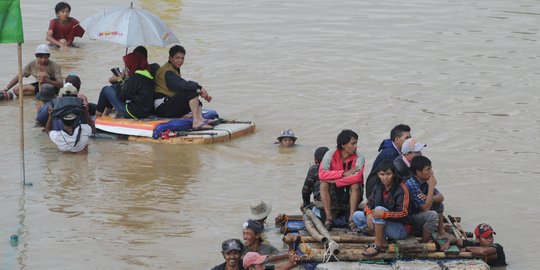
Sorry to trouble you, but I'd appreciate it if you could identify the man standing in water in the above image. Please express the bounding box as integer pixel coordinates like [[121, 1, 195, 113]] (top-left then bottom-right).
[[318, 129, 365, 231]]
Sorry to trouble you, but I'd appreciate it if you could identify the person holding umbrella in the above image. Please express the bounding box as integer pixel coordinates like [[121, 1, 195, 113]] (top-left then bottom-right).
[[153, 45, 214, 130]]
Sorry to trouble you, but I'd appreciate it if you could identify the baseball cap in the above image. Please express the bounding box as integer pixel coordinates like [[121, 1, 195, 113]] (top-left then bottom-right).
[[35, 44, 50, 55], [242, 219, 263, 234], [401, 138, 427, 154], [63, 113, 77, 121], [243, 252, 268, 268], [221, 239, 243, 254], [62, 83, 79, 96], [474, 223, 496, 238]]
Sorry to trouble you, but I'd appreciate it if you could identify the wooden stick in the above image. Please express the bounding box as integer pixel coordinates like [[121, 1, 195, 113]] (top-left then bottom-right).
[[283, 234, 374, 244], [17, 43, 25, 185]]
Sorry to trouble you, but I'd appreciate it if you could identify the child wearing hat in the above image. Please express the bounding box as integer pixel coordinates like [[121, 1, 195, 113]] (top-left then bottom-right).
[[440, 223, 507, 266], [3, 44, 63, 96], [275, 129, 296, 147]]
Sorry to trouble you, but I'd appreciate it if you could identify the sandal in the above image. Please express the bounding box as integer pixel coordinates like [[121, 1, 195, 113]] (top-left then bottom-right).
[[324, 220, 333, 231], [362, 244, 381, 257]]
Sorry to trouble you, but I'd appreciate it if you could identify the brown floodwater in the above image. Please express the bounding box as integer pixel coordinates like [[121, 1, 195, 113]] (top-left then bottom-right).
[[1, 0, 538, 269]]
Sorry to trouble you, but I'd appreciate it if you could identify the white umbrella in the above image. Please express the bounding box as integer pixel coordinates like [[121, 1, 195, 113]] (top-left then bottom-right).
[[79, 4, 179, 48]]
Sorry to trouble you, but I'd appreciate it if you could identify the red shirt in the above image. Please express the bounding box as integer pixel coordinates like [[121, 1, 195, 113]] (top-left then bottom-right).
[[49, 17, 84, 44]]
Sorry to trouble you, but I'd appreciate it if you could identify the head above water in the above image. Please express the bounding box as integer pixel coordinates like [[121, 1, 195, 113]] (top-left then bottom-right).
[[243, 219, 264, 235], [277, 129, 296, 147], [36, 84, 57, 102], [336, 129, 358, 150], [55, 2, 71, 14]]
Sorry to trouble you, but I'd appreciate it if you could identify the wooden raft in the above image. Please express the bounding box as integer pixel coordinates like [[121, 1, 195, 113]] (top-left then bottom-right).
[[276, 213, 481, 263]]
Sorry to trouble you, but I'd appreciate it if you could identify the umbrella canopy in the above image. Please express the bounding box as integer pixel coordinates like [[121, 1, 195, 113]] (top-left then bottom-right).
[[79, 6, 179, 47]]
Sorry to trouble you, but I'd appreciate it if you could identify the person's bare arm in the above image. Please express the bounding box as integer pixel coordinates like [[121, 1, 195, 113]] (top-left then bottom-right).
[[3, 75, 20, 91], [46, 29, 68, 49], [83, 102, 96, 134], [465, 246, 497, 256], [45, 105, 54, 135], [419, 175, 437, 211]]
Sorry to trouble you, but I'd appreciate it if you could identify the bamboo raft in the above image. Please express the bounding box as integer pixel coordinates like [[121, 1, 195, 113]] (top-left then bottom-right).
[[274, 212, 489, 267]]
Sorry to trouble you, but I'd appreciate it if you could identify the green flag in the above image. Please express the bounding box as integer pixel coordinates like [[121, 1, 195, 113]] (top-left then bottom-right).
[[0, 0, 24, 43]]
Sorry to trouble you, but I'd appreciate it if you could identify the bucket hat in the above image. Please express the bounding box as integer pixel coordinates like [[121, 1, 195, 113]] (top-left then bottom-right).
[[36, 84, 56, 102], [277, 129, 297, 141], [249, 200, 272, 220]]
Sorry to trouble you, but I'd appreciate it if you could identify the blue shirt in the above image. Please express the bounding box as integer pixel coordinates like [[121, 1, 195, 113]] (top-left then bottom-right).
[[405, 176, 439, 213]]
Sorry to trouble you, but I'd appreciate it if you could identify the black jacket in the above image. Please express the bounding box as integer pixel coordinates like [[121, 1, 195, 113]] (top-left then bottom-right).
[[365, 180, 410, 223], [117, 72, 155, 118]]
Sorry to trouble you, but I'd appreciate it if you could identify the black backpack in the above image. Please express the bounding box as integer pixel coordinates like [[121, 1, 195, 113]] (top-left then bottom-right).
[[51, 96, 84, 120]]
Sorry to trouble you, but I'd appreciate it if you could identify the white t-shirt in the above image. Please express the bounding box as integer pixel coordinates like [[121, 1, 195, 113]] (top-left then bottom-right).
[[49, 124, 92, 152]]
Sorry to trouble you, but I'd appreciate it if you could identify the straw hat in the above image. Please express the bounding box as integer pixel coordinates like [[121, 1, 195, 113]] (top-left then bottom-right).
[[249, 200, 272, 220]]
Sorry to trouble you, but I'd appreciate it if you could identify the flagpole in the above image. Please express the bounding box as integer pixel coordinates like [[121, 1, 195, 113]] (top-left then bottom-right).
[[17, 43, 25, 185]]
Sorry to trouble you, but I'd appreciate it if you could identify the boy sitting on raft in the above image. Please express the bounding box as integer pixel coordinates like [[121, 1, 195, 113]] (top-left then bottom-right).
[[440, 223, 507, 267]]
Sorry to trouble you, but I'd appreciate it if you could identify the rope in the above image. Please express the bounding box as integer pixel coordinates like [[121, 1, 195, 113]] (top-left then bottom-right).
[[322, 242, 339, 263], [393, 243, 402, 260]]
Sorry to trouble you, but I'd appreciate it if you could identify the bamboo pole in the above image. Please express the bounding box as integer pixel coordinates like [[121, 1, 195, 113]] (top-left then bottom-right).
[[305, 209, 339, 255], [387, 242, 437, 253], [302, 214, 327, 244], [283, 234, 374, 244], [17, 43, 25, 185], [297, 244, 475, 262]]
